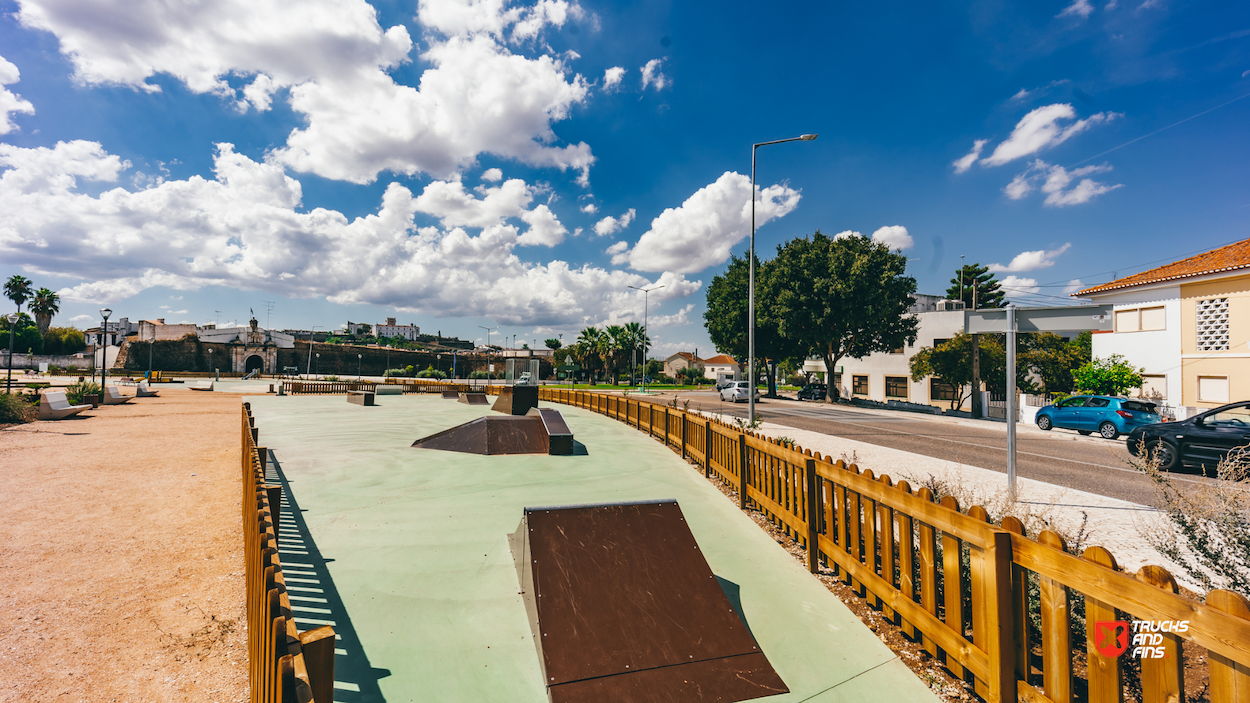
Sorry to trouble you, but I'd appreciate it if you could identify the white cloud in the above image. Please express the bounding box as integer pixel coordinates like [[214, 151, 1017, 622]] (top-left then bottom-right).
[[593, 208, 635, 236], [1063, 279, 1084, 296], [602, 66, 625, 90], [67, 314, 94, 325], [981, 104, 1119, 167], [999, 275, 1040, 298], [0, 140, 701, 326], [952, 139, 988, 173], [640, 58, 669, 91], [606, 240, 629, 266], [1011, 88, 1031, 101], [871, 225, 914, 251], [411, 177, 567, 246], [580, 202, 598, 214], [644, 303, 695, 328], [0, 56, 35, 134], [833, 230, 862, 240], [1057, 0, 1094, 18], [1004, 159, 1122, 207], [988, 243, 1071, 273], [20, 0, 595, 185], [481, 167, 503, 181], [628, 171, 801, 273]]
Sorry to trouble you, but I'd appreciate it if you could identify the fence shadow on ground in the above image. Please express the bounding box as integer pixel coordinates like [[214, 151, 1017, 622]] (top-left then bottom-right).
[[268, 451, 391, 703]]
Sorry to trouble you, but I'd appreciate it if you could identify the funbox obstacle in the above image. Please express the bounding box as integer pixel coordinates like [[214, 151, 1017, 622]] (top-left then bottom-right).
[[457, 392, 490, 405], [492, 385, 539, 415], [508, 500, 787, 703], [347, 391, 375, 406], [411, 407, 574, 456], [441, 390, 460, 399]]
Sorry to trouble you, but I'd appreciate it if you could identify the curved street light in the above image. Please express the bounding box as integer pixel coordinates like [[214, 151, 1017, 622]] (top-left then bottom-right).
[[100, 308, 112, 392], [627, 284, 664, 393], [5, 312, 18, 394], [749, 134, 817, 423]]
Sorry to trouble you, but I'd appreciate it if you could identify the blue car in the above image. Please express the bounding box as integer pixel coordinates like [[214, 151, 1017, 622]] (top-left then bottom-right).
[[1035, 395, 1162, 439]]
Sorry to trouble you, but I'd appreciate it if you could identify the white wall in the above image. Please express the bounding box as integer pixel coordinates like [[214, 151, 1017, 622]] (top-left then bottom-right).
[[1084, 285, 1182, 403]]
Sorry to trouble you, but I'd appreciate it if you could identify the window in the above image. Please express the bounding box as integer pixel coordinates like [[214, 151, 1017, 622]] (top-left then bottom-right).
[[1140, 307, 1166, 331], [852, 375, 868, 395], [1086, 398, 1110, 408], [1196, 298, 1230, 351], [885, 376, 909, 398], [1198, 376, 1230, 403], [930, 378, 959, 401], [1057, 397, 1087, 408], [1139, 374, 1167, 400], [1116, 309, 1139, 333], [1203, 405, 1250, 428], [832, 373, 842, 387], [890, 347, 905, 355], [931, 338, 949, 348]]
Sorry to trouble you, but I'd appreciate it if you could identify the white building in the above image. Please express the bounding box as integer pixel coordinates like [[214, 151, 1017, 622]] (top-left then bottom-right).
[[701, 354, 739, 382], [375, 317, 420, 341], [85, 317, 139, 346], [1074, 286, 1180, 404], [136, 319, 200, 342], [802, 296, 968, 407], [345, 321, 374, 336]]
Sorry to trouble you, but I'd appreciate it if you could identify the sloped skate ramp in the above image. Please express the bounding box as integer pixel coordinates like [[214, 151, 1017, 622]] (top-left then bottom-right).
[[412, 416, 548, 455], [441, 390, 459, 399], [509, 500, 787, 703], [458, 392, 489, 405]]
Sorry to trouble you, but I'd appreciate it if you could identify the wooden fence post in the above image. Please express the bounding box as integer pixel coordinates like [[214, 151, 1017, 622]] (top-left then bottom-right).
[[939, 495, 967, 680], [1081, 546, 1123, 703], [1136, 565, 1184, 703], [265, 485, 282, 541], [917, 487, 939, 658], [1038, 530, 1072, 703], [1000, 516, 1031, 687], [978, 531, 1018, 703], [1207, 589, 1250, 702], [805, 459, 819, 574], [704, 421, 712, 479], [680, 412, 687, 460], [299, 626, 337, 703], [257, 446, 267, 473], [738, 433, 748, 510]]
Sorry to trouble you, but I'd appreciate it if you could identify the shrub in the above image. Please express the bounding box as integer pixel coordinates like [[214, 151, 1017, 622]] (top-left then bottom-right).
[[469, 370, 492, 379], [66, 381, 101, 405], [0, 393, 36, 424], [43, 327, 86, 354], [383, 368, 408, 378], [415, 365, 447, 379]]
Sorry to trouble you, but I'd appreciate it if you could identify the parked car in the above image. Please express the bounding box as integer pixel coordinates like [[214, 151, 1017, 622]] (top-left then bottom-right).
[[797, 383, 827, 401], [1127, 400, 1250, 472], [719, 381, 759, 403], [1035, 395, 1162, 439], [715, 376, 738, 390]]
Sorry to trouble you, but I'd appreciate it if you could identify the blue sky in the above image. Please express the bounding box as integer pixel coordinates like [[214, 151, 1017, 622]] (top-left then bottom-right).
[[0, 0, 1247, 356]]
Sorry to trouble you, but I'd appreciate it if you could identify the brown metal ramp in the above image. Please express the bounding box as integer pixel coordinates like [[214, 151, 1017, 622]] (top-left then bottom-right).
[[412, 416, 549, 455], [508, 500, 787, 703], [492, 385, 538, 415], [527, 407, 574, 456], [441, 390, 460, 399], [458, 392, 489, 405]]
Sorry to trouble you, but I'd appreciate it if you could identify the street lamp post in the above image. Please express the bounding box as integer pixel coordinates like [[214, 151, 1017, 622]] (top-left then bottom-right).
[[148, 324, 155, 379], [626, 284, 664, 393], [315, 353, 320, 379], [99, 308, 112, 392], [208, 347, 214, 380], [5, 312, 18, 394], [358, 353, 362, 380], [749, 134, 817, 424], [305, 327, 320, 379]]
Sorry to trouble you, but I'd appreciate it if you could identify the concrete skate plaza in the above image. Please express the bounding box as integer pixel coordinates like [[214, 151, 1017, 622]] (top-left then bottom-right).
[[245, 393, 938, 702]]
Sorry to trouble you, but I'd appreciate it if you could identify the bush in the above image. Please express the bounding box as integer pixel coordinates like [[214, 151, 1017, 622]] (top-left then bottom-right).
[[415, 365, 447, 379], [0, 393, 36, 424], [383, 368, 408, 378], [66, 381, 101, 405], [469, 370, 493, 380], [43, 327, 86, 354]]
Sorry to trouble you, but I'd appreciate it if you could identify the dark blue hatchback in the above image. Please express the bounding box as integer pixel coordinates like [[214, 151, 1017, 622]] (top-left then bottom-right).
[[1035, 395, 1162, 439]]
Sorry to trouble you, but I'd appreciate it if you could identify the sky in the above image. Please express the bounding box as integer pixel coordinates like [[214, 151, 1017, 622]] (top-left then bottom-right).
[[0, 0, 1247, 357]]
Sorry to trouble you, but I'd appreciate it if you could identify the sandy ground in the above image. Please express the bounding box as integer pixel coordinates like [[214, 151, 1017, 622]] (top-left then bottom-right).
[[0, 389, 247, 703]]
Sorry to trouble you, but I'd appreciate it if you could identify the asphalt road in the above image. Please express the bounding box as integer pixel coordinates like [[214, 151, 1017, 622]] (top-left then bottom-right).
[[666, 390, 1228, 508]]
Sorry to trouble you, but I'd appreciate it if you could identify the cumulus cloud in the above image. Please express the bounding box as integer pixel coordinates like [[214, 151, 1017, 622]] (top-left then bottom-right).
[[580, 202, 598, 214], [593, 208, 635, 236], [988, 243, 1071, 273], [19, 0, 595, 185], [628, 171, 801, 273], [481, 167, 503, 181], [871, 225, 914, 251], [0, 140, 701, 326], [411, 176, 568, 246], [999, 275, 1040, 298], [0, 56, 35, 134], [1057, 0, 1094, 18], [640, 58, 669, 91], [1063, 279, 1084, 296], [952, 139, 988, 173], [606, 240, 629, 265], [602, 66, 625, 90], [1004, 159, 1122, 206], [833, 230, 862, 240], [981, 104, 1119, 167]]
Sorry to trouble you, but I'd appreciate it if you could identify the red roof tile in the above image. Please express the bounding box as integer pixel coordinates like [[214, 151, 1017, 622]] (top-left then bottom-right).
[[1076, 238, 1250, 296]]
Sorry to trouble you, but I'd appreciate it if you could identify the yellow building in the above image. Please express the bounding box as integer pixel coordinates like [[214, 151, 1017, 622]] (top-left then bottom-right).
[[1078, 238, 1250, 412]]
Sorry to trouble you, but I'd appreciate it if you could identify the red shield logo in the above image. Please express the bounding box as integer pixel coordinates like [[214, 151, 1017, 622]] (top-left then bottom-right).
[[1094, 621, 1129, 657]]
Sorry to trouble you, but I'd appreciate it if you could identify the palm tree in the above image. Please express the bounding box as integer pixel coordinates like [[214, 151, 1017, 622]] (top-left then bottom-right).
[[601, 325, 628, 385], [30, 288, 60, 337], [573, 327, 603, 382], [621, 322, 650, 381], [4, 275, 32, 317]]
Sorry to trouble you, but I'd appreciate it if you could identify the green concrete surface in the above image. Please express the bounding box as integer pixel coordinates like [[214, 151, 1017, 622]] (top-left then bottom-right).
[[246, 394, 940, 703]]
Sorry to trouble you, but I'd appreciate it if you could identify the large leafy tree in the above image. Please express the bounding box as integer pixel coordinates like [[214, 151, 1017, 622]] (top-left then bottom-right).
[[1073, 355, 1143, 396], [572, 327, 603, 382], [4, 275, 32, 316], [1025, 332, 1092, 395], [703, 252, 790, 397], [766, 231, 919, 404], [0, 312, 42, 354], [946, 263, 1006, 309], [544, 338, 562, 350]]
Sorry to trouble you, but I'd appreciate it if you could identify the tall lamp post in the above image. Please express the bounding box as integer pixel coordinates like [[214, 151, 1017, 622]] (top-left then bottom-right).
[[749, 134, 817, 424], [99, 308, 112, 392], [5, 312, 18, 394], [305, 326, 320, 379], [208, 347, 214, 380], [357, 353, 362, 380], [627, 284, 664, 393], [478, 325, 498, 385]]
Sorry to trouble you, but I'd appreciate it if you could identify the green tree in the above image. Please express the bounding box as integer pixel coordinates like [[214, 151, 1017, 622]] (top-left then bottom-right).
[[43, 327, 86, 354], [766, 231, 919, 404], [1025, 332, 1092, 395], [544, 338, 562, 350], [946, 263, 1006, 309], [0, 312, 42, 354], [572, 327, 604, 382], [1073, 355, 1143, 396], [4, 275, 32, 316], [29, 288, 60, 337], [910, 334, 975, 409], [704, 252, 791, 397]]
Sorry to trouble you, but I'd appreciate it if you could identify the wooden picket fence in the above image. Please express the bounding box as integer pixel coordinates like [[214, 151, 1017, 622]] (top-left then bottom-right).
[[242, 403, 335, 703], [534, 388, 1250, 703], [281, 379, 480, 395]]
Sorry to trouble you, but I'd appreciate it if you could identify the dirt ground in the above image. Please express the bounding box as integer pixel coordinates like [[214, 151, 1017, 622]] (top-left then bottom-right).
[[0, 390, 247, 703]]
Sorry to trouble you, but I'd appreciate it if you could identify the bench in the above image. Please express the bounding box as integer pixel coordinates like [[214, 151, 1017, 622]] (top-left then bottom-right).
[[188, 381, 214, 391], [136, 382, 159, 397], [37, 390, 92, 420], [347, 391, 375, 406], [102, 385, 133, 405], [376, 385, 403, 395]]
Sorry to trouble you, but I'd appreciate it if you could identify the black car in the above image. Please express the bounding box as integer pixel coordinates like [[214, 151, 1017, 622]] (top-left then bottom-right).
[[1126, 400, 1250, 472], [797, 383, 827, 401]]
